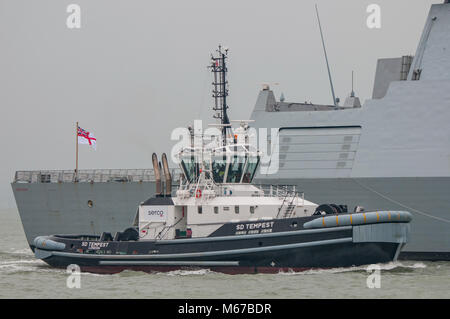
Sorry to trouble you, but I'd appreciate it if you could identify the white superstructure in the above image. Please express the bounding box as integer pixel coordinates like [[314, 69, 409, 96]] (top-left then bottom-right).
[[138, 121, 317, 240]]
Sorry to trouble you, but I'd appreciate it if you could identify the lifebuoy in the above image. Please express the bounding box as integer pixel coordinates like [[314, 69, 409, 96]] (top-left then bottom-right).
[[195, 189, 202, 198]]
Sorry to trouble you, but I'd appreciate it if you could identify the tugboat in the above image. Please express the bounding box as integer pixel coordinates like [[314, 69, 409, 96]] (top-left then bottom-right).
[[33, 47, 412, 274]]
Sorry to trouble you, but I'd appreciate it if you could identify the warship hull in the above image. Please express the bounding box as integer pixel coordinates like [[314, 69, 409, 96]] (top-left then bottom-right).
[[12, 177, 156, 247], [12, 176, 449, 260]]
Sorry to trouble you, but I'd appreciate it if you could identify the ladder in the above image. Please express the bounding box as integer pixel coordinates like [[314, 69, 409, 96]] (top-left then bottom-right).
[[277, 193, 298, 219]]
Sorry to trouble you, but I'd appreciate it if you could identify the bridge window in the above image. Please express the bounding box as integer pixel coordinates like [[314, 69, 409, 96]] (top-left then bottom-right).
[[226, 156, 245, 183], [203, 160, 211, 180], [181, 156, 198, 183], [212, 156, 227, 183], [242, 156, 259, 183]]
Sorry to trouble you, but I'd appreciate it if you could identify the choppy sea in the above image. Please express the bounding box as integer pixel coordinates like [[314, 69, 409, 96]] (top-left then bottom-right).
[[0, 208, 449, 299]]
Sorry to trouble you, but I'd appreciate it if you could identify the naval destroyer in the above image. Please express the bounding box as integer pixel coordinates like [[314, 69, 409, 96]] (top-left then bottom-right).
[[11, 2, 450, 260]]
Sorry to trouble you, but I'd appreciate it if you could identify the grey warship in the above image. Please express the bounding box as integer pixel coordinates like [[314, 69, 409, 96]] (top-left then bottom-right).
[[12, 2, 450, 260]]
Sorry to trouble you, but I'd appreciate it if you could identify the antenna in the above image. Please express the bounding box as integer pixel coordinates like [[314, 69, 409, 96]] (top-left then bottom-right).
[[209, 45, 231, 145], [315, 4, 337, 107]]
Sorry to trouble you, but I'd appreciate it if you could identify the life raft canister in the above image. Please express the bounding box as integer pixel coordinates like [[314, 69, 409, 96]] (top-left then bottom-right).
[[195, 189, 202, 198]]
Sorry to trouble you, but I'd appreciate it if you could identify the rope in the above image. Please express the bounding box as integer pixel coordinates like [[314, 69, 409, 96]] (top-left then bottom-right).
[[353, 179, 450, 224]]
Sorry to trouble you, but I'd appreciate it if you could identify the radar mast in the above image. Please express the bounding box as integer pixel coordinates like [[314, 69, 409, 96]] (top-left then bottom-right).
[[209, 45, 231, 144]]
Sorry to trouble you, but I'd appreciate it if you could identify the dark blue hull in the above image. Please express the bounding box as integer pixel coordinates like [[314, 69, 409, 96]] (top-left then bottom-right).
[[34, 216, 410, 274], [41, 242, 399, 274]]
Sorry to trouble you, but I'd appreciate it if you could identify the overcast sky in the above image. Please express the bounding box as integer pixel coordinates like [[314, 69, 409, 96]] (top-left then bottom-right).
[[0, 0, 439, 208]]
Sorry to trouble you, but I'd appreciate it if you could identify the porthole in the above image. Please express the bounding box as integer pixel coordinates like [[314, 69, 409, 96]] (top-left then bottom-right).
[[87, 200, 94, 208]]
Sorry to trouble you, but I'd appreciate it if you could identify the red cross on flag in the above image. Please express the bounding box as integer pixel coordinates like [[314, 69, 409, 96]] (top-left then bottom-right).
[[77, 126, 97, 150]]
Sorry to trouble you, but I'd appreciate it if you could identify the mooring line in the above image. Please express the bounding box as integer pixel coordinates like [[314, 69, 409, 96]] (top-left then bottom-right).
[[353, 179, 450, 224]]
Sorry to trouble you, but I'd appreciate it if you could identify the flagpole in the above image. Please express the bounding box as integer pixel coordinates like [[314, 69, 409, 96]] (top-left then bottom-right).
[[75, 121, 79, 181]]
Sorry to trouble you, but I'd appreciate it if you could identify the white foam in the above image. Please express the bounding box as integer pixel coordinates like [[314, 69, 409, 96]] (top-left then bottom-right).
[[9, 248, 34, 256], [0, 257, 55, 274], [276, 261, 427, 276], [165, 269, 215, 276]]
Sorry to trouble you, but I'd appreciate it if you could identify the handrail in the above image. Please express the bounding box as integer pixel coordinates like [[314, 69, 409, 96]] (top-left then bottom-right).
[[13, 168, 182, 184], [177, 182, 303, 199]]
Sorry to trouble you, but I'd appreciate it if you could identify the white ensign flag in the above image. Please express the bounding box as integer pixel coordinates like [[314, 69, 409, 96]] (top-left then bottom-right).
[[77, 126, 97, 150]]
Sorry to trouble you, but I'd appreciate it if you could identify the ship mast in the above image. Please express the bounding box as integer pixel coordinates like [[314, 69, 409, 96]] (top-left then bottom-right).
[[315, 4, 337, 107], [209, 45, 231, 144]]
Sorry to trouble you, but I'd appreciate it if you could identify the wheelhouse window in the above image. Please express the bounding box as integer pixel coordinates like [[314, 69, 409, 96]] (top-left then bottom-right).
[[203, 159, 211, 180], [226, 156, 245, 183], [242, 156, 260, 183], [212, 156, 227, 183], [181, 155, 198, 183]]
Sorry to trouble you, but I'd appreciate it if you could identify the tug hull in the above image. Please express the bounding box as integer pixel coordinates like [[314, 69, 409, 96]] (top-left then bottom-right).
[[40, 242, 400, 275], [34, 214, 410, 274]]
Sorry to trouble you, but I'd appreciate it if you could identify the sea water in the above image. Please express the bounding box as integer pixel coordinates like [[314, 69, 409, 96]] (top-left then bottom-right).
[[0, 208, 449, 299]]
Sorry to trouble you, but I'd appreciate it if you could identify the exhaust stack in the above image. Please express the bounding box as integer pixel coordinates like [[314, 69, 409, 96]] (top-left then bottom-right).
[[152, 153, 162, 196], [161, 153, 172, 196]]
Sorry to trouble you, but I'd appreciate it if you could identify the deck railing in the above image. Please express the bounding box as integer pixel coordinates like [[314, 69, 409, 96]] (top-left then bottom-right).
[[13, 169, 182, 184], [176, 183, 303, 199], [256, 184, 301, 198], [13, 171, 303, 202]]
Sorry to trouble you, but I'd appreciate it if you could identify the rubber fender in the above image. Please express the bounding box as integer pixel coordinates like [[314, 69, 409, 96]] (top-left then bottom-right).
[[33, 236, 66, 251], [304, 211, 413, 229]]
